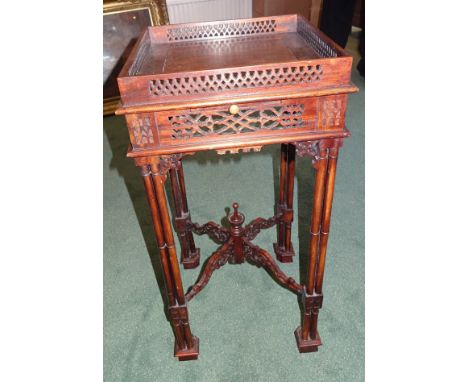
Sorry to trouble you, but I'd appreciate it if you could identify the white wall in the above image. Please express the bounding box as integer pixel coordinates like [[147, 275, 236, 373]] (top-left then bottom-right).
[[166, 0, 252, 24]]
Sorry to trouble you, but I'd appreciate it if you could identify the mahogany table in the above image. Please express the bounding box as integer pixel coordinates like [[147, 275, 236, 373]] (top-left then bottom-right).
[[116, 14, 357, 361]]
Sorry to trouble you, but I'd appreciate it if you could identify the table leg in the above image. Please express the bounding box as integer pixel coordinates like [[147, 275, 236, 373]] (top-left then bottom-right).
[[274, 143, 296, 262], [276, 144, 287, 249], [295, 139, 340, 353], [169, 161, 200, 269], [139, 161, 199, 361], [315, 143, 340, 295]]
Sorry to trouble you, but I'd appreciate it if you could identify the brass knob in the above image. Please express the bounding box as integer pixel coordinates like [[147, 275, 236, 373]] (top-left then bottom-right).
[[229, 104, 240, 115]]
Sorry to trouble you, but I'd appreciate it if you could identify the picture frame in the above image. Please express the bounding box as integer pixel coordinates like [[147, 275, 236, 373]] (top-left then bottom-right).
[[103, 0, 169, 116]]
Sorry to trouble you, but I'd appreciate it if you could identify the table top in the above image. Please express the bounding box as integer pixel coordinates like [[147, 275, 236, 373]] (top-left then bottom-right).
[[117, 15, 356, 113], [136, 32, 324, 76]]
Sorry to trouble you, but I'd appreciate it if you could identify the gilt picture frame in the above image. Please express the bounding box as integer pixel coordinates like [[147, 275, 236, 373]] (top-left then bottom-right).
[[103, 0, 168, 116]]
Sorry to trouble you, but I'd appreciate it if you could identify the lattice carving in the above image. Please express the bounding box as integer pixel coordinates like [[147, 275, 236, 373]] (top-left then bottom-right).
[[166, 34, 272, 54], [169, 104, 305, 139], [297, 18, 337, 58], [166, 19, 277, 42], [129, 39, 150, 76], [244, 215, 281, 241], [189, 221, 230, 243], [131, 116, 154, 145], [149, 65, 323, 97], [320, 97, 343, 127]]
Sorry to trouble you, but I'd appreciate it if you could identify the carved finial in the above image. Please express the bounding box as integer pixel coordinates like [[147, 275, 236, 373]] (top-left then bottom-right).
[[233, 203, 239, 217], [228, 202, 244, 226]]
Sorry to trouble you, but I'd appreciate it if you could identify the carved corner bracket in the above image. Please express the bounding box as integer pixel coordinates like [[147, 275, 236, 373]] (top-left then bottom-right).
[[293, 140, 321, 168], [293, 139, 343, 169], [135, 153, 196, 181], [159, 153, 183, 172]]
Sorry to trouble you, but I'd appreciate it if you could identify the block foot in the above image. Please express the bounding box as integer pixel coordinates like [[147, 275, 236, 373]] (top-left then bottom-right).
[[174, 336, 199, 361], [294, 327, 322, 353], [273, 243, 295, 263], [181, 248, 200, 269]]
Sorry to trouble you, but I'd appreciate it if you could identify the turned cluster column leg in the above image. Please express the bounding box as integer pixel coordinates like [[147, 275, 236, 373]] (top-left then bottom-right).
[[169, 161, 200, 269], [274, 143, 296, 263], [139, 160, 199, 361], [295, 139, 341, 353]]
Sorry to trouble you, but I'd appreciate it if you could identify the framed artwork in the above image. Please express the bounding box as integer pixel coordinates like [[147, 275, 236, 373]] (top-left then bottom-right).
[[103, 0, 169, 116]]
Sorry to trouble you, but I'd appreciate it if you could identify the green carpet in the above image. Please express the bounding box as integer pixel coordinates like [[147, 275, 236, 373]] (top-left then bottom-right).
[[104, 62, 364, 382]]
